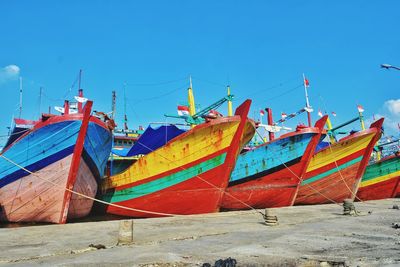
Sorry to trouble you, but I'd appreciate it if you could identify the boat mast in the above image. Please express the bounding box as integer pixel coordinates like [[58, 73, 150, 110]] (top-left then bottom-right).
[[188, 76, 196, 116], [77, 69, 83, 113], [358, 107, 366, 131], [266, 108, 275, 141], [303, 73, 312, 127], [19, 77, 22, 118], [227, 85, 233, 116]]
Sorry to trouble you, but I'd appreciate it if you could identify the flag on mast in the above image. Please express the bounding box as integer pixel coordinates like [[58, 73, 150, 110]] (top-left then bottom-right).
[[177, 105, 190, 116], [317, 110, 323, 117], [357, 104, 364, 113], [260, 109, 265, 116], [331, 111, 337, 117], [281, 112, 287, 119], [304, 77, 310, 87]]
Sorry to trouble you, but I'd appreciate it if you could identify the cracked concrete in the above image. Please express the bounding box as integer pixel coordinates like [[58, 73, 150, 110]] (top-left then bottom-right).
[[1, 199, 400, 266]]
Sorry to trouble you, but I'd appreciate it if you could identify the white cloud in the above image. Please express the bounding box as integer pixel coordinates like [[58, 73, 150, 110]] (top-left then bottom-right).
[[0, 64, 20, 83], [385, 99, 400, 117]]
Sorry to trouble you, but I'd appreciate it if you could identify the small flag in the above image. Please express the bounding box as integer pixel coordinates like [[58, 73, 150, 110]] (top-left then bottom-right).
[[177, 105, 190, 116], [74, 96, 88, 103], [331, 111, 337, 117], [260, 110, 265, 116], [318, 110, 323, 117], [357, 104, 364, 113], [304, 77, 310, 87], [281, 112, 287, 119]]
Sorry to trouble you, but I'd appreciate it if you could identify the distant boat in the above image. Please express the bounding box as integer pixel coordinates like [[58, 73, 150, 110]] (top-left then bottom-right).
[[295, 118, 384, 205], [0, 92, 113, 224], [99, 100, 255, 218], [220, 116, 327, 210], [107, 128, 144, 176], [356, 153, 400, 201]]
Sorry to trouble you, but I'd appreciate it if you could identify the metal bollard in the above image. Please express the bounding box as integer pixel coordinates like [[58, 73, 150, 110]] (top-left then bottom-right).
[[118, 220, 134, 245]]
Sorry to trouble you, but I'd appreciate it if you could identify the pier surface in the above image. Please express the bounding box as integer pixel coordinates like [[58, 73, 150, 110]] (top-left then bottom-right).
[[1, 199, 400, 266]]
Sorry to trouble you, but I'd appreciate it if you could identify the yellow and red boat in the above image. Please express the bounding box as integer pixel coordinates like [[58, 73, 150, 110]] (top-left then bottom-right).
[[357, 153, 400, 201], [295, 118, 384, 205], [99, 100, 255, 218]]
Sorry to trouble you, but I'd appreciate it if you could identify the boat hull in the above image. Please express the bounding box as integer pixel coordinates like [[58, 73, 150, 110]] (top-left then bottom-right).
[[0, 112, 112, 223], [357, 154, 400, 201], [295, 119, 383, 205], [100, 100, 254, 218], [220, 117, 327, 210]]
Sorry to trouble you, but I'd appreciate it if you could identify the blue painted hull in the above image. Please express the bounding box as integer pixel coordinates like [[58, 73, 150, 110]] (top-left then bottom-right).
[[230, 133, 315, 184], [221, 132, 318, 209], [0, 118, 112, 223]]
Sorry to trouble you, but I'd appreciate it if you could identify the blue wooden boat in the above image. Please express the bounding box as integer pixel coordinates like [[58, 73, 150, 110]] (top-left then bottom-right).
[[0, 93, 113, 224]]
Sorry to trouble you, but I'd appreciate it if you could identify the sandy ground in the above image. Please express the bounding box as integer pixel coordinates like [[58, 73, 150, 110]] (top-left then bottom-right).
[[1, 199, 400, 267]]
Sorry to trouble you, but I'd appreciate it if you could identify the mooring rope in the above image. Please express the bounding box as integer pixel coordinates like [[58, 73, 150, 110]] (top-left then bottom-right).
[[270, 146, 341, 206], [0, 120, 266, 219], [326, 139, 365, 203]]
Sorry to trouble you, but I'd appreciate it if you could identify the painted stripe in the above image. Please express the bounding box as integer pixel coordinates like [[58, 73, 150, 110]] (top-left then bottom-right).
[[307, 133, 374, 172], [0, 120, 81, 179], [230, 132, 315, 182], [362, 157, 400, 183], [0, 145, 74, 188], [302, 156, 362, 185], [106, 121, 239, 189], [360, 170, 400, 187], [228, 156, 302, 186], [105, 152, 227, 203]]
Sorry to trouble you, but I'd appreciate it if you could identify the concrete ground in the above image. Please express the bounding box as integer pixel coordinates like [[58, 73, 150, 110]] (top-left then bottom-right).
[[1, 199, 400, 267]]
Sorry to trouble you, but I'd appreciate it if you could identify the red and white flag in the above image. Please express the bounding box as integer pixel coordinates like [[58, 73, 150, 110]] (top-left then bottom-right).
[[177, 105, 190, 116], [331, 111, 337, 117], [318, 110, 323, 117], [260, 109, 265, 116], [357, 104, 364, 113], [304, 77, 310, 87], [281, 112, 287, 119]]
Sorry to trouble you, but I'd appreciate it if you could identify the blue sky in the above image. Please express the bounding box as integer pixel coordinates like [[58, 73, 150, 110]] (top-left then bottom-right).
[[1, 1, 399, 144]]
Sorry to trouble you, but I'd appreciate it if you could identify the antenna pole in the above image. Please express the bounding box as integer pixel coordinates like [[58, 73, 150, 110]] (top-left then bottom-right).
[[111, 90, 116, 120], [19, 77, 23, 118], [78, 69, 82, 92], [123, 82, 128, 131], [39, 87, 43, 117]]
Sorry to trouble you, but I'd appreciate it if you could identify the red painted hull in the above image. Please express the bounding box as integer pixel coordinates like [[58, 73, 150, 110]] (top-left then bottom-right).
[[357, 176, 400, 201], [107, 163, 229, 218], [295, 119, 384, 205], [102, 100, 255, 218], [220, 116, 327, 210], [221, 161, 305, 209], [296, 162, 362, 204]]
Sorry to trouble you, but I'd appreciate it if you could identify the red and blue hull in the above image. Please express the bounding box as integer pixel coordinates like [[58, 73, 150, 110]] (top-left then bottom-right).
[[0, 105, 112, 223], [220, 116, 327, 210]]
